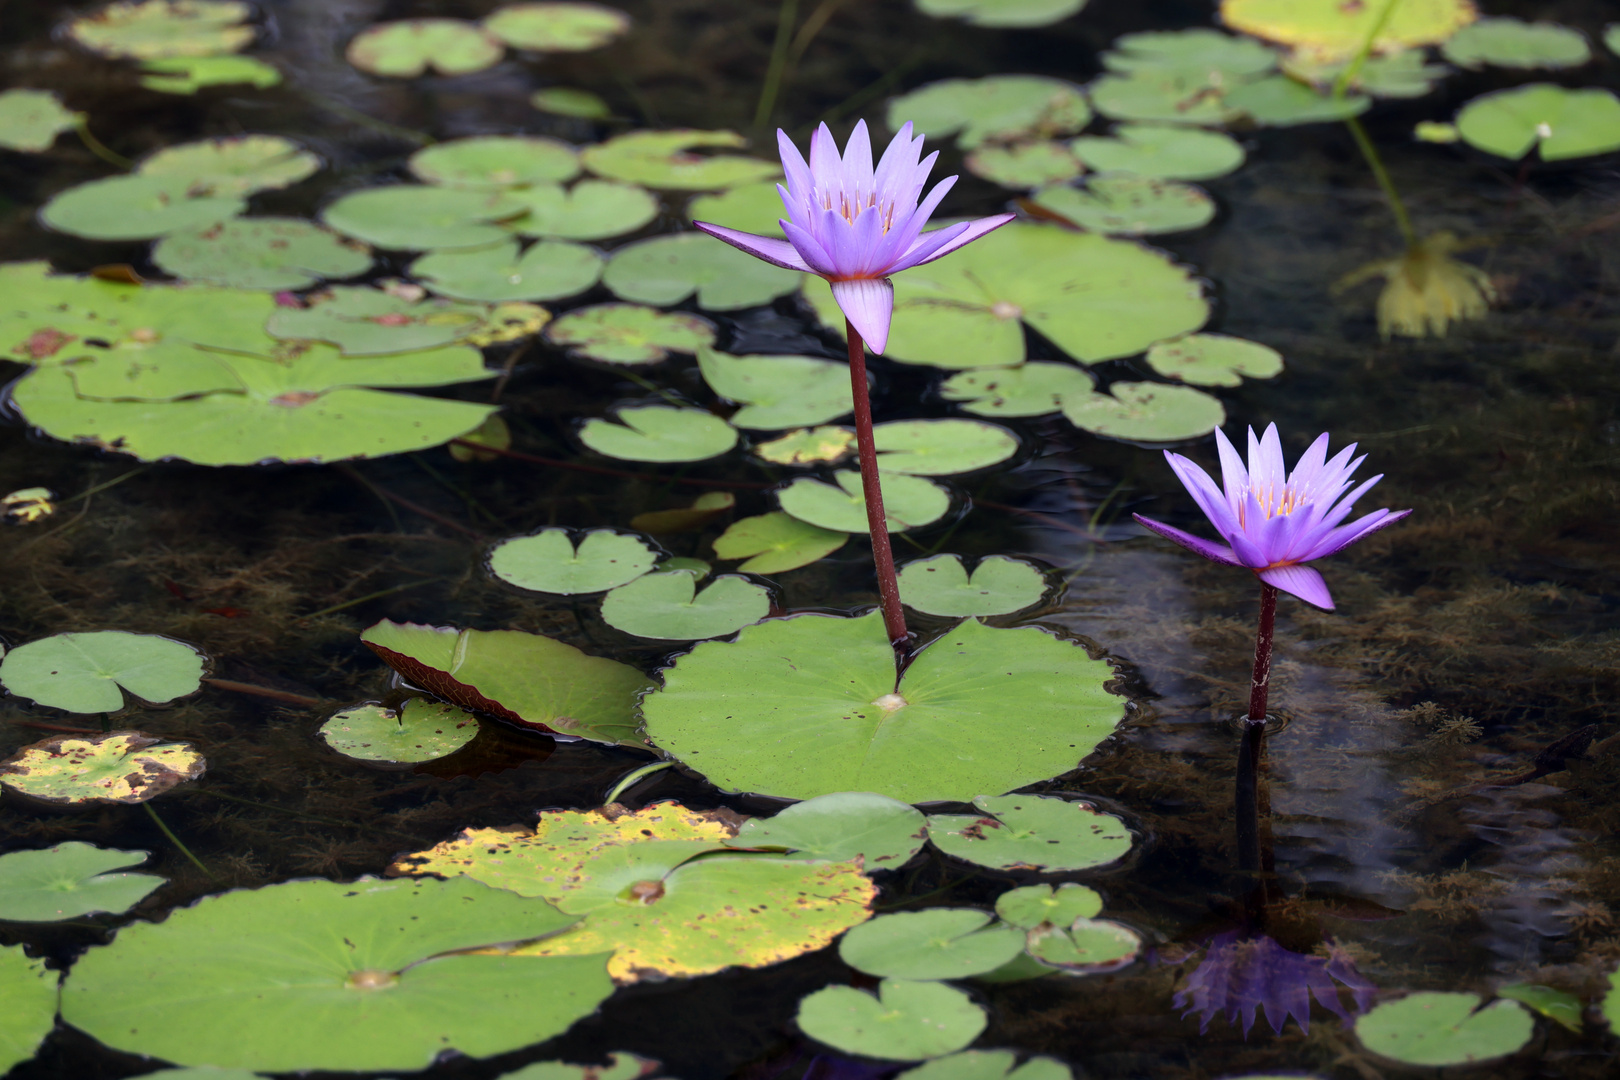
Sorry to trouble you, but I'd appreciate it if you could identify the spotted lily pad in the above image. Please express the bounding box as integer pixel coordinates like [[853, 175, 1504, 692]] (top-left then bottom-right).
[[504, 180, 659, 240], [0, 842, 163, 921], [897, 1052, 1072, 1080], [1455, 84, 1620, 161], [67, 0, 254, 59], [548, 305, 715, 364], [754, 426, 856, 465], [1219, 0, 1478, 61], [1071, 124, 1245, 181], [410, 135, 580, 189], [940, 363, 1093, 417], [712, 512, 848, 572], [138, 135, 320, 195], [728, 791, 927, 867], [841, 909, 1026, 980], [0, 944, 56, 1075], [777, 471, 950, 533], [1061, 381, 1225, 442], [1145, 333, 1283, 386], [689, 181, 786, 237], [965, 142, 1084, 189], [152, 218, 371, 290], [604, 232, 801, 310], [1225, 76, 1370, 126], [874, 419, 1018, 475], [583, 130, 779, 190], [266, 286, 488, 355], [600, 570, 770, 640], [642, 611, 1123, 803], [927, 795, 1131, 871], [0, 630, 204, 713], [361, 620, 652, 745], [0, 90, 80, 152], [60, 876, 612, 1072], [898, 554, 1046, 617], [888, 76, 1091, 149], [490, 529, 659, 594], [913, 0, 1086, 30], [0, 732, 205, 806], [321, 186, 527, 251], [1025, 919, 1141, 972], [1354, 992, 1534, 1066], [1031, 175, 1215, 235], [995, 883, 1102, 928], [41, 175, 244, 241], [318, 699, 479, 765], [579, 405, 738, 463], [411, 239, 603, 302], [698, 346, 852, 429], [484, 3, 630, 51], [138, 54, 281, 93], [345, 19, 504, 77], [798, 978, 986, 1061]]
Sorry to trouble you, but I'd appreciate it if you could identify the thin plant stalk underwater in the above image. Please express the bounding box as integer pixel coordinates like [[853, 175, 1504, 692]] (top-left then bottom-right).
[[695, 119, 1013, 650]]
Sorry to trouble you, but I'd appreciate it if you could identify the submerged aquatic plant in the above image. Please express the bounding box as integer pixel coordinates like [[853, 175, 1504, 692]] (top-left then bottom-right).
[[695, 121, 1013, 647], [1336, 231, 1496, 339], [1175, 930, 1376, 1037]]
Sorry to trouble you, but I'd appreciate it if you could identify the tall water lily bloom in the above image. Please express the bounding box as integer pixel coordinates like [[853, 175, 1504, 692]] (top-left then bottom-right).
[[1133, 424, 1410, 612], [692, 120, 1014, 355]]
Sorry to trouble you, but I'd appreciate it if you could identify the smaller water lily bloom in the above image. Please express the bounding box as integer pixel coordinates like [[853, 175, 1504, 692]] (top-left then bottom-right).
[[1133, 423, 1410, 611], [693, 120, 1014, 354]]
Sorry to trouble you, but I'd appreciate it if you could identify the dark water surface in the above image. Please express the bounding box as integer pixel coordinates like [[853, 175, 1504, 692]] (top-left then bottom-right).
[[2, 1, 1619, 1077]]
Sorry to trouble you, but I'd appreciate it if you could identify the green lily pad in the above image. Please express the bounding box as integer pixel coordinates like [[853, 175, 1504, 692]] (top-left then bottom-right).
[[994, 883, 1102, 928], [584, 129, 779, 190], [1220, 0, 1478, 61], [1496, 983, 1582, 1033], [777, 471, 950, 533], [1061, 381, 1225, 442], [887, 76, 1091, 149], [498, 1053, 658, 1080], [803, 222, 1208, 368], [874, 418, 1018, 475], [1030, 175, 1214, 235], [152, 218, 371, 290], [798, 978, 986, 1061], [1025, 918, 1141, 972], [913, 0, 1086, 30], [411, 239, 603, 302], [490, 529, 657, 595], [409, 135, 580, 189], [579, 405, 738, 463], [0, 842, 163, 922], [0, 732, 205, 806], [139, 54, 282, 93], [531, 86, 614, 119], [711, 511, 848, 572], [484, 2, 630, 51], [940, 363, 1093, 417], [604, 231, 801, 310], [1071, 124, 1245, 181], [266, 286, 487, 356], [841, 909, 1026, 980], [688, 181, 786, 237], [601, 570, 770, 640], [318, 699, 479, 765], [1145, 333, 1283, 386], [754, 425, 856, 465], [0, 944, 56, 1076], [138, 135, 320, 195], [1455, 84, 1620, 161], [1354, 992, 1534, 1067], [60, 876, 612, 1072], [897, 1051, 1072, 1080], [698, 346, 852, 429], [1281, 50, 1450, 99], [67, 0, 254, 59], [1225, 76, 1370, 126], [0, 89, 80, 152], [345, 18, 504, 77], [642, 611, 1123, 803], [898, 554, 1046, 617], [728, 791, 927, 867], [137, 1070, 269, 1080], [40, 174, 244, 241], [321, 186, 527, 251], [0, 630, 204, 713], [1089, 68, 1247, 127], [503, 180, 659, 240], [1608, 25, 1620, 58], [548, 304, 715, 364], [965, 142, 1084, 189], [1603, 967, 1620, 1030], [928, 794, 1131, 871], [361, 620, 652, 745]]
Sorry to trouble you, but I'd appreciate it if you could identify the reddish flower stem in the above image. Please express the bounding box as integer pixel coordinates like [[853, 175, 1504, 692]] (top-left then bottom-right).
[[1237, 582, 1279, 920], [1247, 582, 1278, 723], [845, 319, 909, 651]]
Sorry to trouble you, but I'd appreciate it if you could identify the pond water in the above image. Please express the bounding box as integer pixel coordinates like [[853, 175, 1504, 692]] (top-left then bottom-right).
[[1, 0, 1619, 1078]]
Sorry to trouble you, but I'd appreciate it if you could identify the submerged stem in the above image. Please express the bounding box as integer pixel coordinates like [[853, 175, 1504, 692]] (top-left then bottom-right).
[[142, 801, 216, 881], [845, 319, 909, 652], [74, 118, 132, 169], [1345, 115, 1417, 247], [1248, 583, 1278, 722], [752, 0, 800, 131]]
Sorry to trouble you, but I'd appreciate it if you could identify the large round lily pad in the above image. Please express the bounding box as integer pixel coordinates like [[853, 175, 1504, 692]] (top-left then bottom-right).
[[153, 218, 371, 290], [940, 363, 1092, 418], [67, 0, 254, 59], [138, 135, 319, 196], [60, 876, 613, 1072], [1455, 84, 1620, 161], [698, 346, 852, 429], [874, 419, 1019, 475], [318, 699, 479, 765], [0, 89, 80, 153], [411, 239, 603, 303], [1061, 381, 1225, 442], [40, 174, 244, 241], [579, 405, 738, 463], [898, 554, 1046, 617], [688, 181, 786, 237], [483, 2, 631, 51], [321, 186, 527, 251], [776, 471, 950, 533], [712, 512, 847, 573], [548, 304, 714, 364], [604, 232, 802, 311], [600, 571, 770, 640], [1219, 0, 1477, 61], [582, 130, 779, 190], [504, 180, 659, 240], [1354, 992, 1533, 1067], [0, 630, 204, 713], [727, 791, 927, 867], [642, 611, 1123, 803], [913, 0, 1086, 30], [840, 909, 1025, 980], [927, 795, 1131, 872], [489, 528, 659, 595], [887, 76, 1091, 149], [1031, 175, 1214, 235], [798, 978, 986, 1060], [1071, 124, 1245, 181], [0, 943, 57, 1076], [410, 135, 580, 189], [0, 732, 205, 805], [0, 842, 164, 921], [1146, 333, 1282, 387], [345, 18, 504, 77]]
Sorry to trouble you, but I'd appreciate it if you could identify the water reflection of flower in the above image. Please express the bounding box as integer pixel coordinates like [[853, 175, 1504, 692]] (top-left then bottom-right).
[[1174, 931, 1377, 1037], [1335, 231, 1495, 340]]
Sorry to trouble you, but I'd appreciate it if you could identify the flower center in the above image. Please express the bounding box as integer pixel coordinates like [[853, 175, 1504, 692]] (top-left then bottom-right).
[[818, 188, 896, 232], [1239, 482, 1306, 527]]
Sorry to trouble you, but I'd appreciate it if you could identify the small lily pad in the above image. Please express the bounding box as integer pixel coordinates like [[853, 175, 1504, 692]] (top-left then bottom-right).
[[711, 511, 848, 573], [965, 142, 1084, 189], [1070, 124, 1245, 181], [1219, 0, 1478, 61], [754, 426, 856, 465], [41, 174, 244, 241], [1031, 175, 1214, 235], [776, 471, 950, 533], [583, 129, 779, 190], [940, 363, 1093, 417], [840, 909, 1026, 980], [797, 978, 986, 1061], [0, 89, 80, 152], [927, 795, 1131, 872], [1455, 84, 1620, 161], [411, 239, 603, 302], [139, 54, 281, 93], [1608, 25, 1620, 59], [319, 699, 479, 765], [138, 135, 320, 195], [409, 135, 580, 189], [1354, 992, 1534, 1067], [1602, 967, 1620, 1030], [0, 630, 204, 713], [489, 529, 658, 595], [698, 346, 853, 429], [1225, 76, 1370, 126], [579, 405, 738, 463], [531, 87, 614, 119], [67, 0, 254, 60], [888, 76, 1091, 149], [728, 791, 927, 866], [898, 554, 1046, 617], [0, 842, 163, 921], [600, 570, 770, 640], [688, 181, 786, 237], [321, 186, 527, 251], [265, 286, 487, 356], [897, 1051, 1072, 1080], [548, 304, 715, 364], [913, 0, 1086, 30], [0, 943, 56, 1076], [1061, 381, 1225, 442], [498, 1054, 658, 1080], [1145, 333, 1283, 387], [604, 231, 801, 311], [152, 218, 371, 290], [874, 418, 1018, 475], [1496, 983, 1582, 1033], [1281, 50, 1450, 99], [1025, 919, 1141, 972], [345, 18, 504, 77], [994, 883, 1102, 928], [504, 180, 659, 240], [484, 2, 630, 51], [0, 732, 205, 806]]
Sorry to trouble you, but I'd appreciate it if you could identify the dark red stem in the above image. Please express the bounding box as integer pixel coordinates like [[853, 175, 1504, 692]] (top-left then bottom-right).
[[845, 319, 909, 651], [1247, 582, 1278, 723]]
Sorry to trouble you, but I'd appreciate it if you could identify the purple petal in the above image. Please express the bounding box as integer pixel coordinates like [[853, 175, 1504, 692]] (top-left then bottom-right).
[[1315, 473, 1383, 533], [1132, 514, 1244, 566], [900, 212, 1015, 270], [777, 129, 814, 204], [1288, 432, 1331, 488], [1215, 426, 1249, 511], [1301, 507, 1410, 561], [831, 278, 895, 354], [693, 221, 816, 273], [809, 123, 842, 191], [874, 122, 922, 194], [779, 219, 837, 276], [1164, 451, 1240, 537], [847, 200, 890, 276], [844, 119, 874, 195], [1258, 564, 1334, 610], [1251, 423, 1285, 495], [894, 221, 971, 271]]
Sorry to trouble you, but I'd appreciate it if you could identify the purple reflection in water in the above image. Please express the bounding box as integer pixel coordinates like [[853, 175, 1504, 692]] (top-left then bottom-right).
[[1174, 931, 1377, 1037]]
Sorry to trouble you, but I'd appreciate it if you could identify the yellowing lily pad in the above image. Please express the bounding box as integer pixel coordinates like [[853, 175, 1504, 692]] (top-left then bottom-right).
[[483, 2, 630, 51], [579, 405, 738, 463], [798, 978, 986, 1061], [0, 89, 81, 152], [711, 511, 848, 573], [0, 630, 204, 713], [1220, 0, 1478, 61], [753, 425, 856, 465], [409, 135, 580, 189], [940, 363, 1093, 418], [547, 304, 715, 364], [777, 471, 950, 533], [605, 232, 802, 310], [698, 346, 853, 429], [318, 699, 479, 765], [927, 794, 1131, 872], [0, 732, 205, 806], [898, 554, 1046, 617], [67, 0, 254, 60], [0, 842, 164, 921], [583, 130, 779, 190], [0, 944, 57, 1076], [1061, 381, 1226, 442], [152, 218, 371, 290], [138, 135, 320, 195], [888, 76, 1091, 150], [489, 528, 659, 594], [1145, 333, 1283, 387], [345, 18, 504, 77]]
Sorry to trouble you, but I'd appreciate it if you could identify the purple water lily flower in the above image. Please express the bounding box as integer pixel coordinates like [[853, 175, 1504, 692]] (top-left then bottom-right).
[[1174, 931, 1378, 1037], [693, 119, 1014, 354], [1133, 423, 1410, 611]]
